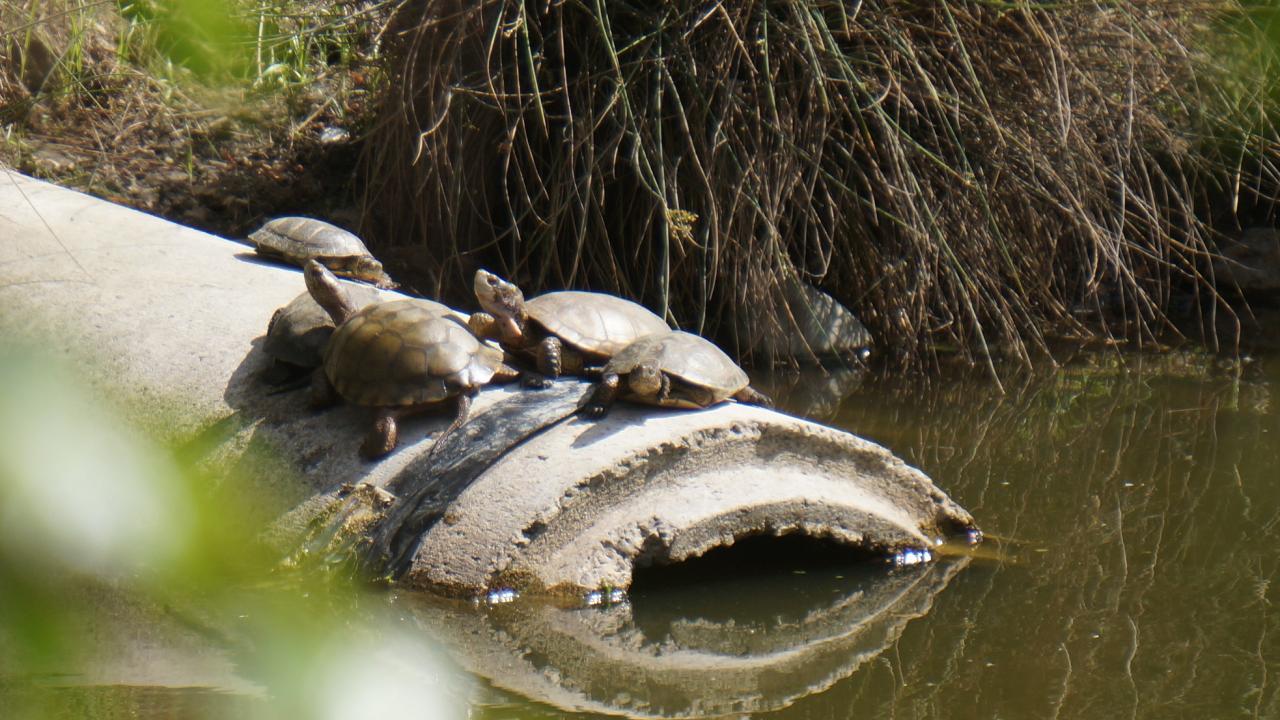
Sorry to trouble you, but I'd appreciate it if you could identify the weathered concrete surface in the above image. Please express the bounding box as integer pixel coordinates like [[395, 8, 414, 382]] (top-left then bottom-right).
[[405, 403, 970, 596], [0, 171, 978, 597]]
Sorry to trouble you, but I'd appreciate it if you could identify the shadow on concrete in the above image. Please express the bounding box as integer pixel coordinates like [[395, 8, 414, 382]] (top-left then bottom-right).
[[564, 406, 665, 448], [367, 380, 594, 578]]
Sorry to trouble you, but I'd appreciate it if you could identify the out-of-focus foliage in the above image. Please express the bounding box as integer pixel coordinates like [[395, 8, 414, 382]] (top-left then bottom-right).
[[116, 0, 253, 79], [0, 344, 464, 719]]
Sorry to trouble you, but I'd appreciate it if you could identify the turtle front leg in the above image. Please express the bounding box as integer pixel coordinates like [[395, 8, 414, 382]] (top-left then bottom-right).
[[734, 385, 773, 408], [309, 368, 339, 409], [583, 373, 621, 419], [537, 336, 563, 379], [468, 312, 498, 341], [657, 373, 672, 404], [360, 407, 399, 459]]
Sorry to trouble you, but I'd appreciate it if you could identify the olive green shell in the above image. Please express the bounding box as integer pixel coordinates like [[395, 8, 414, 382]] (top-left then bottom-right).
[[250, 217, 393, 287], [251, 217, 371, 262], [264, 285, 385, 368], [525, 291, 669, 357], [323, 300, 503, 407], [607, 331, 749, 406]]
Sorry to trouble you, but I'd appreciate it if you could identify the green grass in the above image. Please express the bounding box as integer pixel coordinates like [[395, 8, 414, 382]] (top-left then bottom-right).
[[0, 0, 390, 230]]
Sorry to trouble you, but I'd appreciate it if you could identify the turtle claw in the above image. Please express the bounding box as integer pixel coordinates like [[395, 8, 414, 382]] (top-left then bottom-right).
[[582, 402, 609, 419], [582, 373, 619, 419], [522, 373, 552, 389]]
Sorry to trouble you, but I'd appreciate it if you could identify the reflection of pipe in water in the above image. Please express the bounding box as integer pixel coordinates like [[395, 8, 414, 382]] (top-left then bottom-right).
[[402, 558, 969, 718]]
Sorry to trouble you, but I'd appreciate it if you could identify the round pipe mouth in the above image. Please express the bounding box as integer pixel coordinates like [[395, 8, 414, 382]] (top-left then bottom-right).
[[398, 399, 977, 599]]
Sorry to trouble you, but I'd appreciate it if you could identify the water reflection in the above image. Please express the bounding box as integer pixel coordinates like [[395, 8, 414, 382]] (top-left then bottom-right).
[[755, 361, 866, 422], [403, 554, 969, 718], [790, 352, 1280, 719]]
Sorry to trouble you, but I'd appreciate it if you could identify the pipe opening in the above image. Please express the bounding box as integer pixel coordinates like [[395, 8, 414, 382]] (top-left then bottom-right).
[[628, 534, 894, 629], [630, 533, 882, 595]]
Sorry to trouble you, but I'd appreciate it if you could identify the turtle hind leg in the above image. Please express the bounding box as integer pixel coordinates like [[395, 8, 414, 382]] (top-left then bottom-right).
[[582, 373, 621, 419], [360, 407, 399, 460], [491, 362, 521, 384], [734, 385, 773, 408], [263, 360, 310, 391], [309, 368, 339, 409]]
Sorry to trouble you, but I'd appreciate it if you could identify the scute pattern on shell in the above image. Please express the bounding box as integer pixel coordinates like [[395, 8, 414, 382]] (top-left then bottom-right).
[[324, 300, 502, 407], [251, 217, 372, 261], [608, 331, 749, 399], [526, 291, 669, 356], [263, 285, 385, 367]]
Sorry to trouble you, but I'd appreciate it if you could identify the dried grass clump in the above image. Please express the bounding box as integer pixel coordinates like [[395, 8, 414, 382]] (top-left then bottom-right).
[[363, 0, 1279, 368]]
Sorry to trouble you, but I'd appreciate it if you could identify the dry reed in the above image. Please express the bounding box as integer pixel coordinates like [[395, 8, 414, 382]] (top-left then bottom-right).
[[363, 0, 1279, 368]]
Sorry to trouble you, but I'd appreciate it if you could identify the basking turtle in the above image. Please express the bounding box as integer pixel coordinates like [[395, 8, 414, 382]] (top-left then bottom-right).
[[305, 261, 515, 459], [262, 287, 454, 385], [251, 216, 396, 289], [469, 269, 670, 383], [583, 331, 772, 418], [262, 285, 384, 383]]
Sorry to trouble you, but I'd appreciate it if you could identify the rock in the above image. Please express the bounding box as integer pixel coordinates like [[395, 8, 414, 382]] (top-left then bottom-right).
[[740, 275, 873, 363], [1212, 227, 1280, 295]]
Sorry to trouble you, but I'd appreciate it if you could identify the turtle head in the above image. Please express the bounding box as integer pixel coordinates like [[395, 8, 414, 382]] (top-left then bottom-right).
[[474, 269, 526, 341], [304, 260, 357, 325], [351, 256, 394, 287], [627, 363, 664, 399]]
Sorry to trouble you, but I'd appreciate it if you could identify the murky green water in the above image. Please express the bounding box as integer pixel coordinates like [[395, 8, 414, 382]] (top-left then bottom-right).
[[9, 351, 1280, 718]]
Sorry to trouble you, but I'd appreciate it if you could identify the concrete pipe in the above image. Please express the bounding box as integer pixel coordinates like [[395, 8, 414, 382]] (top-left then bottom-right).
[[0, 172, 978, 599]]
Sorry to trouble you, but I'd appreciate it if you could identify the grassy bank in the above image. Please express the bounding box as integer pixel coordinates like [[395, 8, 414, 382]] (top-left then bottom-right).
[[0, 0, 389, 233], [364, 0, 1280, 368]]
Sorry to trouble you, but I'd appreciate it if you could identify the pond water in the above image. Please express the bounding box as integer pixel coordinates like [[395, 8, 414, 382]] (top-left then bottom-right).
[[8, 350, 1280, 719]]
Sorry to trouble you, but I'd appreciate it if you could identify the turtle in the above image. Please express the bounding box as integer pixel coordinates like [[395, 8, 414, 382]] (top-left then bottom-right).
[[305, 260, 516, 459], [469, 269, 670, 384], [262, 286, 454, 386], [262, 284, 384, 384], [583, 331, 773, 418], [251, 216, 396, 289]]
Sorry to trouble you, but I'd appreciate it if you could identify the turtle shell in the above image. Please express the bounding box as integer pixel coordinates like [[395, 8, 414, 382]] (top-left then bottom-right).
[[607, 331, 749, 405], [525, 291, 669, 357], [251, 217, 371, 262], [251, 217, 393, 287], [264, 285, 385, 368], [324, 300, 503, 407]]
